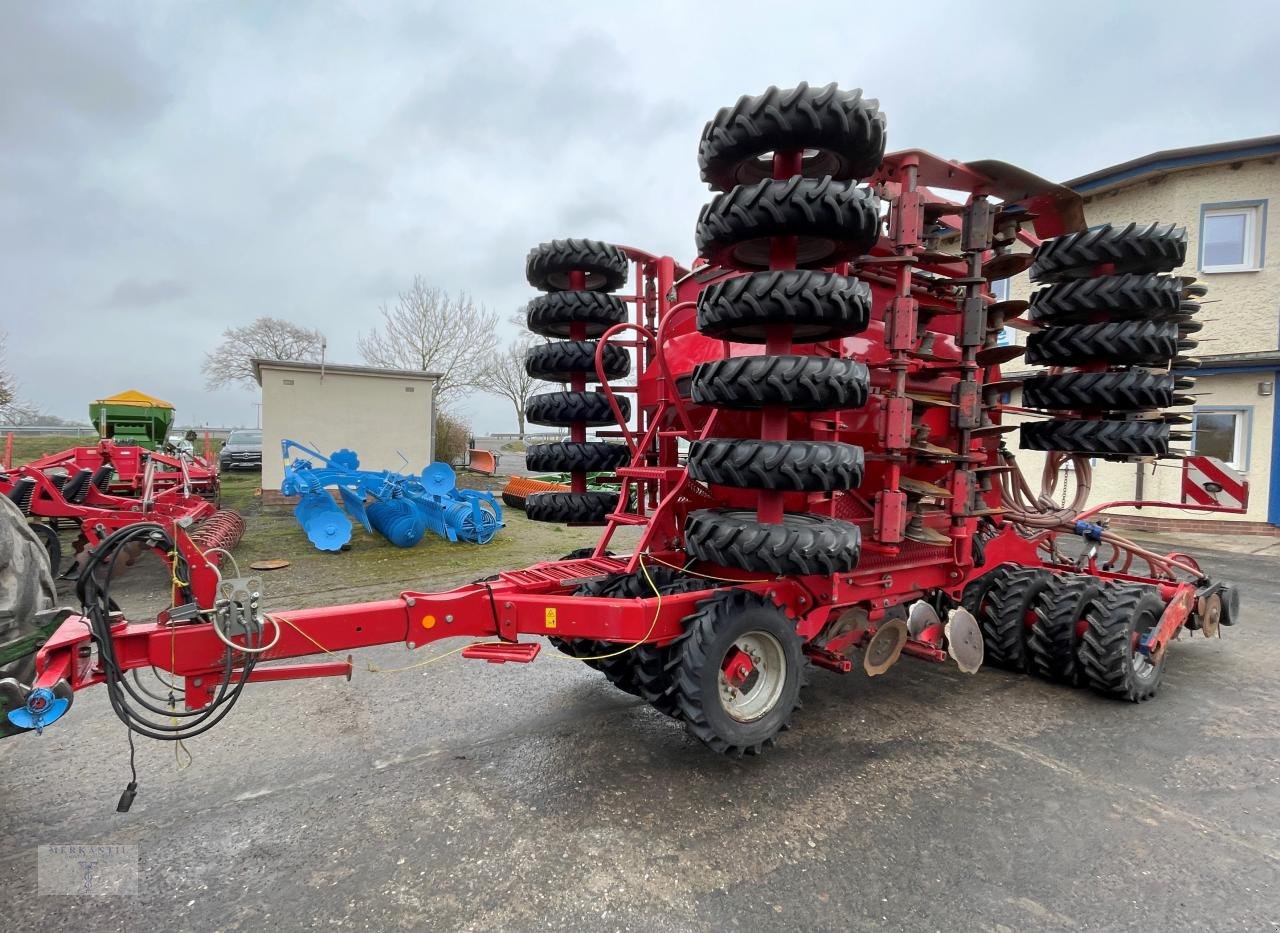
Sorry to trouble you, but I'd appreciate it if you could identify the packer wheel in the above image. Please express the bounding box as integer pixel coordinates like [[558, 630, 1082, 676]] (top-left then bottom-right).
[[1019, 419, 1169, 458], [698, 82, 886, 191], [526, 291, 627, 338], [691, 355, 869, 411], [684, 509, 860, 576], [526, 391, 630, 428], [1030, 222, 1187, 283], [525, 238, 628, 292], [696, 270, 872, 342], [688, 439, 863, 492], [525, 340, 630, 382], [695, 176, 881, 269]]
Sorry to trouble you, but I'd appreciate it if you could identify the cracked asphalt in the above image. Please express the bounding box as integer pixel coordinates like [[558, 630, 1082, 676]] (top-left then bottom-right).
[[2, 538, 1277, 930]]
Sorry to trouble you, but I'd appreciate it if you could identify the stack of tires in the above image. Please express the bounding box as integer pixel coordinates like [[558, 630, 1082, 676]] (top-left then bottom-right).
[[523, 239, 632, 524], [1018, 222, 1198, 459], [681, 83, 885, 574]]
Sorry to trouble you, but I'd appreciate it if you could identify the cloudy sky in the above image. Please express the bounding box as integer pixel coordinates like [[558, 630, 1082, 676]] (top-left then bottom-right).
[[4, 1, 1277, 434]]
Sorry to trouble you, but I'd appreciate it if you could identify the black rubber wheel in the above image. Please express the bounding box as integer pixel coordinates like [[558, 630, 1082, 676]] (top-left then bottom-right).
[[1029, 223, 1187, 283], [698, 82, 887, 191], [691, 355, 869, 411], [0, 497, 57, 687], [29, 523, 61, 577], [525, 441, 629, 474], [526, 291, 627, 338], [1078, 584, 1168, 701], [1027, 573, 1104, 683], [502, 491, 525, 511], [695, 177, 881, 269], [526, 238, 628, 292], [673, 589, 806, 755], [1022, 371, 1175, 412], [696, 270, 872, 342], [977, 566, 1053, 671], [688, 439, 864, 491], [525, 340, 630, 382], [1019, 419, 1169, 458], [1028, 273, 1184, 325], [525, 491, 618, 525], [685, 509, 860, 575], [549, 573, 627, 673], [1025, 320, 1179, 367], [526, 391, 630, 427]]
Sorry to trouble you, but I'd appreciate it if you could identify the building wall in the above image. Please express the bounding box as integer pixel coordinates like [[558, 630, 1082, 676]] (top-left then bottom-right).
[[258, 366, 436, 491], [1002, 157, 1280, 525]]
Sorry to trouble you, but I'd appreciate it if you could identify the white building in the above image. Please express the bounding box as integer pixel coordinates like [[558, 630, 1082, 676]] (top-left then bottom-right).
[[252, 359, 440, 492]]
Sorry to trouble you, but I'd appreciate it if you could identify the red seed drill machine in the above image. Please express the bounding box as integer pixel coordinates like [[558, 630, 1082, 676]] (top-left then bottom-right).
[[1, 85, 1240, 808]]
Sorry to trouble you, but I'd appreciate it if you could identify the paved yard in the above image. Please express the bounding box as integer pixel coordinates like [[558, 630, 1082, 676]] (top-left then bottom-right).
[[1, 526, 1277, 930]]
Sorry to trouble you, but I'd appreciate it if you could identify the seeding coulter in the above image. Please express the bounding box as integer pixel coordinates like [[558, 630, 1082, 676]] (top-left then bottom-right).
[[1, 84, 1243, 787]]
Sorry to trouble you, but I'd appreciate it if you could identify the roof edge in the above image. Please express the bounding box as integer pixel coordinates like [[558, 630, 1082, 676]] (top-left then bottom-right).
[[251, 358, 443, 385], [1066, 135, 1280, 195]]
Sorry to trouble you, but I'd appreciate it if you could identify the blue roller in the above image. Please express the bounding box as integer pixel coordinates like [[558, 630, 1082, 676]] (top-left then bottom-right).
[[367, 498, 427, 548], [294, 490, 352, 551]]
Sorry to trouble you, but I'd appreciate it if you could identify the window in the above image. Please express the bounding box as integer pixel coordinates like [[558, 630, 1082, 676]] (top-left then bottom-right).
[[1192, 407, 1250, 470], [1200, 201, 1266, 273]]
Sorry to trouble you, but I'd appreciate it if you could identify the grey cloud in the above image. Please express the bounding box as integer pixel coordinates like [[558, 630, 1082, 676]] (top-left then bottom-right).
[[100, 278, 190, 309]]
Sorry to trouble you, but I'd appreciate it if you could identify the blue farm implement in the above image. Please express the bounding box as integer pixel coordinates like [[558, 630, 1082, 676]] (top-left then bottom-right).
[[0, 84, 1247, 806], [280, 442, 503, 551]]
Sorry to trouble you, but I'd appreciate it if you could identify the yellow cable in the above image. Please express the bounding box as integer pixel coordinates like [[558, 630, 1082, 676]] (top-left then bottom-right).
[[544, 557, 663, 662], [645, 553, 761, 585], [268, 612, 478, 674]]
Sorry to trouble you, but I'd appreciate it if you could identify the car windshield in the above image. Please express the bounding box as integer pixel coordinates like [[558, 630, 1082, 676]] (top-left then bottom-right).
[[227, 431, 262, 445]]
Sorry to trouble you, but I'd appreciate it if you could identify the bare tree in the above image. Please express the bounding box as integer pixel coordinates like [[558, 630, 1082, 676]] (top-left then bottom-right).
[[203, 317, 326, 389], [0, 330, 14, 411], [484, 336, 539, 436], [358, 278, 499, 406]]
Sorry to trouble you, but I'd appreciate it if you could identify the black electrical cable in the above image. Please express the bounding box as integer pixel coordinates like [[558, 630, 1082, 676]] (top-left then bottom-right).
[[79, 523, 259, 741]]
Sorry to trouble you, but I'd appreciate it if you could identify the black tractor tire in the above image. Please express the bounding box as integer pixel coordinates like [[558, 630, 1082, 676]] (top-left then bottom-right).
[[559, 547, 614, 561], [525, 491, 618, 525], [1028, 273, 1184, 325], [695, 176, 881, 269], [525, 441, 630, 474], [685, 509, 860, 575], [1022, 371, 1175, 413], [698, 82, 887, 191], [696, 270, 872, 342], [691, 355, 869, 411], [28, 523, 61, 578], [688, 439, 864, 492], [1019, 419, 1169, 458], [1077, 584, 1169, 701], [550, 573, 628, 673], [525, 340, 630, 383], [673, 589, 806, 755], [0, 496, 57, 686], [1024, 320, 1179, 367], [526, 391, 630, 428], [502, 491, 526, 511], [526, 291, 628, 339], [1029, 222, 1187, 283], [526, 238, 628, 292], [1027, 573, 1104, 684], [977, 566, 1053, 671]]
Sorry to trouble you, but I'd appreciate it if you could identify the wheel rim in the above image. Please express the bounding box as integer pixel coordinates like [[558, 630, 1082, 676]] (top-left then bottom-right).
[[718, 631, 786, 722], [1131, 616, 1157, 680]]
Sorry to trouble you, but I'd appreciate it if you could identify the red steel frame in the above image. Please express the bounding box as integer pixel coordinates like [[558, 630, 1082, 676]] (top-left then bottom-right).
[[23, 438, 219, 498], [25, 150, 1235, 717]]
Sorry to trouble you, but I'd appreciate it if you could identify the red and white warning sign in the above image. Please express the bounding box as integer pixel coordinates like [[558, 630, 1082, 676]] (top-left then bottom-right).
[[1181, 455, 1249, 512]]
